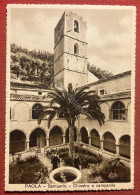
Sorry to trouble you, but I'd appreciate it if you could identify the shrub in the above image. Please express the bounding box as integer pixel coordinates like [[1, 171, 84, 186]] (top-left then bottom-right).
[[117, 165, 130, 182], [9, 157, 48, 184], [26, 156, 39, 163], [108, 172, 118, 182], [59, 151, 69, 158], [58, 148, 68, 154], [89, 175, 105, 183], [79, 154, 97, 169], [63, 157, 73, 166], [89, 160, 110, 181], [21, 172, 38, 183], [89, 159, 130, 183], [46, 150, 52, 158], [75, 145, 97, 158]]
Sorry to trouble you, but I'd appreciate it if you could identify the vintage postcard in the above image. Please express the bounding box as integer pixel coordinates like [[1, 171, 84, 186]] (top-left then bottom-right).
[[5, 4, 136, 191]]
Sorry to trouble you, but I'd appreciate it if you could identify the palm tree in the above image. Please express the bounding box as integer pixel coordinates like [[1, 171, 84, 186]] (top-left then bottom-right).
[[38, 83, 105, 159]]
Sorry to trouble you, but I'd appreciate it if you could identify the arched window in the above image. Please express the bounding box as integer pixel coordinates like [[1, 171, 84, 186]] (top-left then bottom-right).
[[32, 104, 43, 119], [119, 135, 130, 159], [111, 101, 126, 120], [74, 43, 79, 55], [74, 20, 79, 32]]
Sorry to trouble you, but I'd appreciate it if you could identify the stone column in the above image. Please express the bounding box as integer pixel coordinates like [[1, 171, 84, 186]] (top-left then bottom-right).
[[77, 132, 81, 143], [100, 139, 104, 150], [11, 109, 15, 120], [115, 144, 120, 157], [26, 139, 30, 150], [88, 136, 91, 145], [46, 136, 50, 147], [29, 109, 32, 119], [63, 134, 66, 144]]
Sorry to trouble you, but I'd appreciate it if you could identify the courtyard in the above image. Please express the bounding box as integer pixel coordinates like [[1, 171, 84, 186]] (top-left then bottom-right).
[[9, 144, 130, 184]]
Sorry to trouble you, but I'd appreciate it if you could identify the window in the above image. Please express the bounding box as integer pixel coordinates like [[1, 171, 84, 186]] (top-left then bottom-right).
[[111, 101, 126, 120], [74, 43, 79, 55], [58, 112, 64, 118], [74, 20, 79, 32], [100, 89, 105, 95], [32, 104, 43, 119], [38, 91, 42, 95]]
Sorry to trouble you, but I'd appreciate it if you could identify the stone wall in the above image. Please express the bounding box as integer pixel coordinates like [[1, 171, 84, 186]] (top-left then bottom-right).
[[90, 73, 131, 95]]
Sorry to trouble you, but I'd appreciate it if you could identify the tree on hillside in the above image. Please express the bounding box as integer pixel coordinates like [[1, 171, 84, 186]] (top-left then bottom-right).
[[38, 83, 105, 160], [10, 43, 54, 85], [88, 63, 113, 80]]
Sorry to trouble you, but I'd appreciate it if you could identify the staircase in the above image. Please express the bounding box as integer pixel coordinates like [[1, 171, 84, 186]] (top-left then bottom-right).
[[38, 153, 52, 174]]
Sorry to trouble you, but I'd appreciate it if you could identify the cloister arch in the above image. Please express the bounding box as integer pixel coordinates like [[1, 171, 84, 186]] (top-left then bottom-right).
[[90, 129, 100, 148], [66, 127, 77, 143], [10, 130, 26, 153], [80, 127, 88, 144], [119, 135, 130, 159], [29, 128, 46, 148], [49, 126, 63, 146], [103, 132, 116, 153]]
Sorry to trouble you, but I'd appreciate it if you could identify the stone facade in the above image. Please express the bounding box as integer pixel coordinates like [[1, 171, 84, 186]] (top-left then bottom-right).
[[54, 11, 88, 89], [10, 71, 131, 165]]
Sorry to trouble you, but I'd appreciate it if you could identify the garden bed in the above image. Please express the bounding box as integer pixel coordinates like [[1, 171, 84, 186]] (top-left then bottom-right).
[[9, 156, 48, 184], [46, 145, 130, 183]]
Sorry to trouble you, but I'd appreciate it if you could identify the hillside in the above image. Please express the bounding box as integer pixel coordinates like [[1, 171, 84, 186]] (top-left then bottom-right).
[[88, 63, 113, 80], [10, 43, 54, 87], [10, 43, 113, 87]]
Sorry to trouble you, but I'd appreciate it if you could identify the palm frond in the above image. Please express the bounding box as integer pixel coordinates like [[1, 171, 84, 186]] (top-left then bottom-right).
[[48, 110, 57, 128], [38, 109, 54, 125]]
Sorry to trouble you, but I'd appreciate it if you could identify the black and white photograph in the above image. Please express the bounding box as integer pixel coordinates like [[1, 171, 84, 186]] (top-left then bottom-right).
[[5, 4, 136, 191]]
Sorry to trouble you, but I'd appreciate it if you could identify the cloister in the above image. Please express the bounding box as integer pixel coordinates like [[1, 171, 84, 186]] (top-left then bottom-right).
[[9, 71, 132, 163], [10, 125, 130, 159]]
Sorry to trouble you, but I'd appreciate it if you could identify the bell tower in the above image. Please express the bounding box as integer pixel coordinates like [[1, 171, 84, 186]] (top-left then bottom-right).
[[54, 11, 88, 89]]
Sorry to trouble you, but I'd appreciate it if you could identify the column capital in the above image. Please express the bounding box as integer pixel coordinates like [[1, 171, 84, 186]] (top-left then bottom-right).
[[26, 139, 30, 142], [100, 139, 104, 142]]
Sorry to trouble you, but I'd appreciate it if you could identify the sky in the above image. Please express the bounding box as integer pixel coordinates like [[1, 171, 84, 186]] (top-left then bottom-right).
[[10, 6, 135, 74]]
